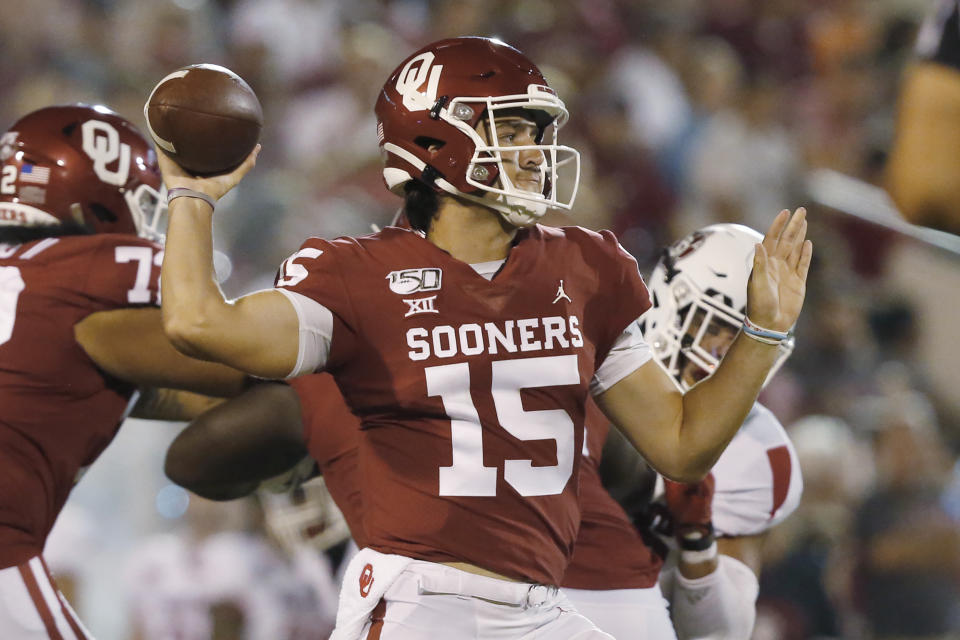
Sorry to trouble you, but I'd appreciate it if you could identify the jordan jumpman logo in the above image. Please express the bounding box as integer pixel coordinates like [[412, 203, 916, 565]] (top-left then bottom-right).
[[552, 280, 572, 304]]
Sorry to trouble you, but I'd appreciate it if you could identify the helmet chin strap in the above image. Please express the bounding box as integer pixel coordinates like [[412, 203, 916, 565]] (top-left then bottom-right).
[[498, 194, 547, 227], [455, 189, 547, 227], [484, 155, 550, 226]]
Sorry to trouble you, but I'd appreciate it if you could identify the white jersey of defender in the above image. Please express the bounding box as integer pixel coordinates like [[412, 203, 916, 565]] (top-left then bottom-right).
[[708, 402, 803, 536]]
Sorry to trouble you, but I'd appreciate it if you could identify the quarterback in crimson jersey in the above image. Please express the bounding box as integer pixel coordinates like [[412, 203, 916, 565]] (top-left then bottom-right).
[[0, 105, 246, 639], [273, 222, 650, 586], [158, 36, 811, 639]]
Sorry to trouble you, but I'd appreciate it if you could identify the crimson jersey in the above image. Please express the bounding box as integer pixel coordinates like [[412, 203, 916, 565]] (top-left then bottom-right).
[[561, 401, 662, 590], [0, 234, 162, 568], [289, 373, 366, 547], [276, 225, 650, 585]]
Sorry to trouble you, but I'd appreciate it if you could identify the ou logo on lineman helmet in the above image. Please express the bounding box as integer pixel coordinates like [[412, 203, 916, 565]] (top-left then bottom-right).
[[396, 52, 443, 112], [81, 119, 131, 187]]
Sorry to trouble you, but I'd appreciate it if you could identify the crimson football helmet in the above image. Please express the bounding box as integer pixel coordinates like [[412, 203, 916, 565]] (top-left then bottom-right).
[[641, 224, 794, 391], [0, 104, 165, 239], [375, 37, 581, 227]]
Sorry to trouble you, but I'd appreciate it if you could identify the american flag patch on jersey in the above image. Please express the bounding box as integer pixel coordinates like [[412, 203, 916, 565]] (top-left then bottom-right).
[[377, 122, 384, 145], [20, 164, 50, 185]]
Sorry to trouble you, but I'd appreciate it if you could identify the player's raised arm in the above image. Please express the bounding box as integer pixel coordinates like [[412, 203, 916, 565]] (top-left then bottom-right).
[[596, 210, 812, 482], [155, 148, 301, 379]]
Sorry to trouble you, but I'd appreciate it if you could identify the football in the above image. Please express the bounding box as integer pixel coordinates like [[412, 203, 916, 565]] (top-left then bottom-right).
[[144, 63, 262, 176]]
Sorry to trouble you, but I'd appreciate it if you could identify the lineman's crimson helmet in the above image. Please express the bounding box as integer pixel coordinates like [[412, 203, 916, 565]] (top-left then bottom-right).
[[0, 104, 164, 239]]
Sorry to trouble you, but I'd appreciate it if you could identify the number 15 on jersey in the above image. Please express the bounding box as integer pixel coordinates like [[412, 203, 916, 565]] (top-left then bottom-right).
[[427, 354, 580, 498]]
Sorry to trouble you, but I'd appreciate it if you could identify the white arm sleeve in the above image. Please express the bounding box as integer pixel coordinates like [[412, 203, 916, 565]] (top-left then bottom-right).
[[274, 288, 334, 378], [590, 317, 653, 396], [668, 555, 759, 640]]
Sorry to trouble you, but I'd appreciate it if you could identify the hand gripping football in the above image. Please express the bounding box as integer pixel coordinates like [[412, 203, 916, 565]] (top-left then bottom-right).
[[144, 63, 262, 176]]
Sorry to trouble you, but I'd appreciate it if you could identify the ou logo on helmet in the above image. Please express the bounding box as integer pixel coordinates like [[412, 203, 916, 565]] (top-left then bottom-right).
[[396, 52, 443, 112], [81, 120, 131, 187]]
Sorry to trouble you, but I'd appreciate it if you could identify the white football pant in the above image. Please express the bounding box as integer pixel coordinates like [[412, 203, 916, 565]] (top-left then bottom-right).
[[333, 548, 613, 639]]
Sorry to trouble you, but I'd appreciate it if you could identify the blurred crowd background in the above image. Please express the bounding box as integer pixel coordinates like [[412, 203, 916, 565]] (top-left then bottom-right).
[[4, 0, 960, 638]]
